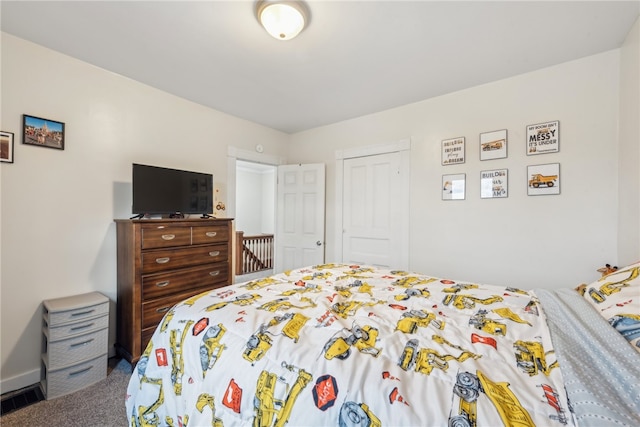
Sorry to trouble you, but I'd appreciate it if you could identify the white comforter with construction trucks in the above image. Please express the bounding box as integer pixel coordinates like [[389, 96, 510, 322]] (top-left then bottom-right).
[[126, 263, 611, 426]]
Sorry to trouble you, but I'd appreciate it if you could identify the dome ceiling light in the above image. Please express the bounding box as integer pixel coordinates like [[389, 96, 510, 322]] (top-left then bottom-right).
[[256, 1, 309, 41]]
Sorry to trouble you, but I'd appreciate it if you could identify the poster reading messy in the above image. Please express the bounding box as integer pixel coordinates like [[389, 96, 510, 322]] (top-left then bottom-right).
[[526, 120, 559, 155]]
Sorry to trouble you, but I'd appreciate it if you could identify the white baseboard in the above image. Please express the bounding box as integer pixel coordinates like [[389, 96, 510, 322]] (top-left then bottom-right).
[[0, 367, 41, 395]]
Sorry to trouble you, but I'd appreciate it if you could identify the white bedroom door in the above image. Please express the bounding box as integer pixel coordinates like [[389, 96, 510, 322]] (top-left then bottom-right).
[[342, 151, 407, 269], [275, 163, 326, 272]]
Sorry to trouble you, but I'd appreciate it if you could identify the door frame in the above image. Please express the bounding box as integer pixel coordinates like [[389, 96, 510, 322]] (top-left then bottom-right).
[[227, 146, 284, 220], [227, 146, 285, 281], [335, 138, 411, 270]]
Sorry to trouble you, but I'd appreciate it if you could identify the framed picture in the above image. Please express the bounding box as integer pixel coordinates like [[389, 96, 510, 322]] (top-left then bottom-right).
[[528, 163, 560, 196], [0, 131, 14, 163], [441, 137, 465, 165], [480, 129, 507, 160], [442, 173, 465, 200], [526, 120, 559, 155], [480, 169, 508, 198], [23, 114, 65, 150]]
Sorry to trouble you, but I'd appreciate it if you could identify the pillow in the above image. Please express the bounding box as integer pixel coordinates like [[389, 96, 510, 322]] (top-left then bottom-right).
[[579, 261, 640, 352]]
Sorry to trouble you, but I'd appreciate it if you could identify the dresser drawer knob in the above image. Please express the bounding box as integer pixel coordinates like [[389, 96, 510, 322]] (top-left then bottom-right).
[[161, 234, 176, 240], [156, 281, 170, 288], [209, 271, 220, 276], [70, 338, 94, 348], [206, 231, 217, 237], [156, 306, 170, 314], [156, 257, 170, 264], [209, 251, 220, 257]]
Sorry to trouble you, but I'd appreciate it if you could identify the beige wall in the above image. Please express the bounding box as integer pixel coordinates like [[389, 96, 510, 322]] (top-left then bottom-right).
[[618, 17, 640, 266], [289, 49, 624, 290], [1, 23, 638, 393], [0, 33, 290, 392]]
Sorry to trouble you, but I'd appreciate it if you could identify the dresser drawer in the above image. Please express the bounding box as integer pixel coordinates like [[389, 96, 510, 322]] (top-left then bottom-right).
[[141, 225, 191, 249], [142, 290, 205, 330], [142, 263, 229, 300], [115, 218, 232, 366], [44, 328, 108, 368], [141, 244, 227, 274], [46, 300, 109, 327], [42, 353, 107, 399], [46, 314, 109, 341], [192, 224, 230, 245]]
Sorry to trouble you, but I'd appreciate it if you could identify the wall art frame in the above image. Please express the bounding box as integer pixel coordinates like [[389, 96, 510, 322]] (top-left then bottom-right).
[[526, 120, 559, 155], [23, 114, 65, 150], [480, 169, 508, 198], [441, 137, 465, 165], [442, 173, 466, 200], [480, 129, 507, 161], [0, 131, 14, 163], [527, 163, 560, 196]]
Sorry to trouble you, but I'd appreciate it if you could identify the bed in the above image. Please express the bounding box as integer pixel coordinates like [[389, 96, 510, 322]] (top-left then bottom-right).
[[126, 262, 640, 427]]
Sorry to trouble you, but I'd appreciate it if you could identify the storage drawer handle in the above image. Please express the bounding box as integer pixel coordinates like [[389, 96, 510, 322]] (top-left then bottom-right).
[[209, 251, 220, 257], [156, 257, 170, 264], [70, 323, 94, 331], [70, 338, 94, 348], [209, 271, 220, 276], [71, 309, 95, 317], [69, 365, 93, 376], [156, 306, 171, 314], [161, 234, 176, 240], [205, 231, 217, 237], [156, 281, 170, 288]]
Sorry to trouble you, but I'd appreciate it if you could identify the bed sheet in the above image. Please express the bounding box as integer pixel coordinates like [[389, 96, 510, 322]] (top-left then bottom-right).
[[537, 288, 640, 427], [126, 264, 575, 426]]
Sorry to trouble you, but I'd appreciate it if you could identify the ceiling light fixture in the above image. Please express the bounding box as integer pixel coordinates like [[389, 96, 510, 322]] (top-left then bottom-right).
[[256, 1, 309, 41]]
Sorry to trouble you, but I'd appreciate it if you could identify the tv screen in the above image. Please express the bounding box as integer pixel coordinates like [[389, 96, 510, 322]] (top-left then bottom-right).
[[132, 163, 213, 216]]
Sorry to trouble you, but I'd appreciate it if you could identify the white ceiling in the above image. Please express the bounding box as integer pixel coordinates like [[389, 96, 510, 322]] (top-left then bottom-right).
[[1, 1, 638, 134]]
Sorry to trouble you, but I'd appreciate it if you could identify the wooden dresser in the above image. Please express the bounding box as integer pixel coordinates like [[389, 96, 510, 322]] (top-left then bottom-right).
[[114, 218, 233, 365]]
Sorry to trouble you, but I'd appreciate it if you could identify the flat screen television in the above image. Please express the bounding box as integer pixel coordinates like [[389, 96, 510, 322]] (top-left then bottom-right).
[[132, 163, 213, 217]]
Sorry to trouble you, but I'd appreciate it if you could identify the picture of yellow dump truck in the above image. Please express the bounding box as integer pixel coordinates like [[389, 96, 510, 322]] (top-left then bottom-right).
[[528, 174, 557, 188]]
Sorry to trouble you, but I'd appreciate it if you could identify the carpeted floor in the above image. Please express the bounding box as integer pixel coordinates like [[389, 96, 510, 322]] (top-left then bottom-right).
[[0, 358, 131, 426]]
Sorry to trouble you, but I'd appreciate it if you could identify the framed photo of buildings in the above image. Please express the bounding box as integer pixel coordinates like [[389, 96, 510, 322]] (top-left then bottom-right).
[[23, 114, 65, 150]]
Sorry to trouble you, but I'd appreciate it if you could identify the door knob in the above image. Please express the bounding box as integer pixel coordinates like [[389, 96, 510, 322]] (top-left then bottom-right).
[[316, 240, 322, 246]]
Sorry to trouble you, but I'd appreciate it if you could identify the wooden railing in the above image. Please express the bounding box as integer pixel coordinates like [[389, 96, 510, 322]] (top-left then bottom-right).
[[235, 231, 274, 275]]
